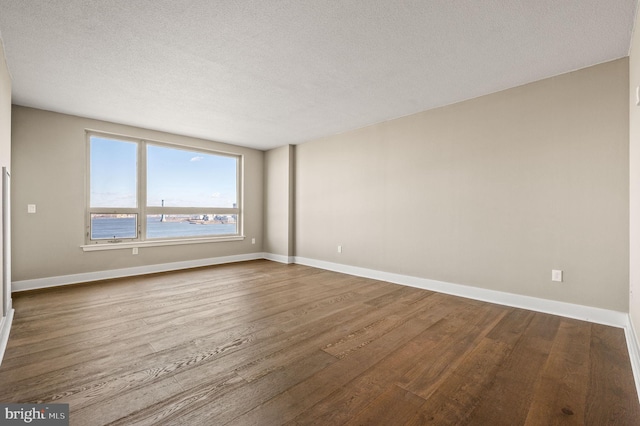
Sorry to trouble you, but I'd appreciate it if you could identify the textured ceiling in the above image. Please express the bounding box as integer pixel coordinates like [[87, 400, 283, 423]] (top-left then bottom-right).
[[0, 1, 637, 150]]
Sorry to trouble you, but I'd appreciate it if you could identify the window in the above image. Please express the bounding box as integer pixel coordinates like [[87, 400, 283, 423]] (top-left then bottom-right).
[[87, 132, 241, 246]]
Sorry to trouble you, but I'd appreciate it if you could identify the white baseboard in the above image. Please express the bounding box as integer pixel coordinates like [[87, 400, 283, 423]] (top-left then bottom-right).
[[12, 252, 265, 292], [626, 316, 640, 403], [4, 252, 640, 400], [0, 306, 14, 367], [293, 256, 628, 328], [293, 256, 640, 400], [263, 253, 295, 264], [9, 251, 632, 328]]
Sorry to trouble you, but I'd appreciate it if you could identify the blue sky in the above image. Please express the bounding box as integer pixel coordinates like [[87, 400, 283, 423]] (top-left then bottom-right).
[[90, 136, 237, 208]]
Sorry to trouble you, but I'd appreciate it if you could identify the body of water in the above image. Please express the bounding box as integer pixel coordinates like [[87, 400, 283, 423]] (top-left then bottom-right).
[[91, 216, 237, 240]]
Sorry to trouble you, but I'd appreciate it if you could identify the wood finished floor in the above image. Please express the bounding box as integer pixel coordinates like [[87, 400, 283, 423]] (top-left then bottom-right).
[[0, 260, 638, 425]]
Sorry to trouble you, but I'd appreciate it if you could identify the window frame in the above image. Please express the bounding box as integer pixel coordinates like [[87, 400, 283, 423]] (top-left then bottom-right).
[[84, 130, 243, 250]]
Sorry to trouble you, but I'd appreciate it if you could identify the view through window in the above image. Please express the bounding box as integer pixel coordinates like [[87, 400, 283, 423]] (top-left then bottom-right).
[[88, 133, 241, 243]]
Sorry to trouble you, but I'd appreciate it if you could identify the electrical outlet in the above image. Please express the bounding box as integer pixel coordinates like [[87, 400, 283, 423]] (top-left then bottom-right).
[[251, 238, 255, 244], [551, 269, 563, 282], [27, 204, 36, 213], [132, 247, 138, 255], [337, 245, 342, 253]]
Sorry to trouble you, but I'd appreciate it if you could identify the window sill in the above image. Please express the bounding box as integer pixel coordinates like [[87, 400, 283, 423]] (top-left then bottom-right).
[[81, 235, 245, 252]]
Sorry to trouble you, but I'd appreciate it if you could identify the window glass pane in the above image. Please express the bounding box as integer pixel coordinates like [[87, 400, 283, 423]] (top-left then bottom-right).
[[90, 136, 137, 208], [147, 145, 237, 208], [91, 214, 137, 240], [147, 214, 237, 239]]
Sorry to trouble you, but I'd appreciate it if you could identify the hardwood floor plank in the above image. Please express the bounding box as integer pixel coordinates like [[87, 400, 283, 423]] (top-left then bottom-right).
[[8, 274, 390, 409], [1, 268, 356, 402], [585, 324, 640, 424], [114, 350, 337, 426], [320, 289, 439, 359], [523, 319, 591, 425], [397, 303, 509, 399], [363, 285, 428, 308], [343, 385, 425, 426], [403, 307, 535, 425], [404, 339, 514, 425], [70, 374, 186, 425], [10, 261, 286, 318], [7, 268, 356, 359], [166, 290, 432, 393], [463, 312, 561, 425], [485, 307, 536, 341], [4, 270, 362, 362], [9, 268, 313, 338], [224, 315, 444, 425], [107, 372, 247, 426], [0, 260, 637, 425], [0, 342, 157, 402], [291, 301, 507, 426], [231, 288, 441, 383]]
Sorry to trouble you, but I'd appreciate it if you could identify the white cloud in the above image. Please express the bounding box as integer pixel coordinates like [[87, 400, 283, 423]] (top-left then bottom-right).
[[211, 192, 221, 198], [190, 156, 204, 162]]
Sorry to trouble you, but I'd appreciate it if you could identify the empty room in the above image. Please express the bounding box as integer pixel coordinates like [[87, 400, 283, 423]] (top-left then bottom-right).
[[1, 1, 640, 425]]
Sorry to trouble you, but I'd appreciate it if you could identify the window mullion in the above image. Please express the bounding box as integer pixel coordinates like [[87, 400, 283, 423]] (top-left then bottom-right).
[[145, 207, 239, 215], [237, 155, 243, 237], [139, 140, 147, 241]]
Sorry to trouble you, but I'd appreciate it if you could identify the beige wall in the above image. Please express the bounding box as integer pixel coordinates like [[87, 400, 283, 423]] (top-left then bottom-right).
[[11, 106, 263, 281], [296, 58, 629, 312], [0, 41, 11, 312], [264, 145, 294, 257], [630, 10, 640, 339]]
